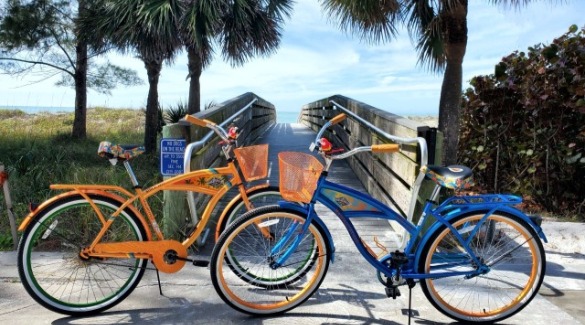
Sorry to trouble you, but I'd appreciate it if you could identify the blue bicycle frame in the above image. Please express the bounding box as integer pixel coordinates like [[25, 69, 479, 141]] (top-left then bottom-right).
[[273, 171, 548, 281]]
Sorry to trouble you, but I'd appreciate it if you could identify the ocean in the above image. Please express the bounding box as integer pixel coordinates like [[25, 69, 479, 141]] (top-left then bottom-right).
[[276, 111, 300, 123], [0, 106, 300, 123], [0, 106, 434, 126], [0, 105, 74, 114]]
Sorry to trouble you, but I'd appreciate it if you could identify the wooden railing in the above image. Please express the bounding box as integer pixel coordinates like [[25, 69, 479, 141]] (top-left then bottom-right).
[[161, 92, 276, 239], [299, 94, 442, 225]]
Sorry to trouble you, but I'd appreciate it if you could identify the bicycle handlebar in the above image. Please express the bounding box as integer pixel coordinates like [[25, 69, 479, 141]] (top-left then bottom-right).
[[183, 114, 231, 143], [311, 113, 346, 151], [371, 144, 400, 153], [183, 115, 213, 128], [329, 113, 346, 125], [311, 113, 402, 159], [326, 144, 400, 161]]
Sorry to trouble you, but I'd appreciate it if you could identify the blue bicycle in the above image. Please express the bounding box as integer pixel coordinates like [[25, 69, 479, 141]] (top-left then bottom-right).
[[210, 113, 547, 323]]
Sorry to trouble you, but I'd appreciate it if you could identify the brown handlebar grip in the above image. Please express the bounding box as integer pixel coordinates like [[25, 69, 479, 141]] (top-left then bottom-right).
[[329, 113, 346, 125], [184, 115, 214, 127], [371, 144, 400, 153]]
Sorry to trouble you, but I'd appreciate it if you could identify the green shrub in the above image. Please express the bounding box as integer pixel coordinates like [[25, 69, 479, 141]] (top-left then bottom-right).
[[459, 25, 585, 218], [163, 101, 188, 124]]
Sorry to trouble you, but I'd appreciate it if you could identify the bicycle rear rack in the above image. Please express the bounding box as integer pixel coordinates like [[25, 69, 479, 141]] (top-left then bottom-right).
[[442, 194, 522, 206], [433, 194, 523, 216]]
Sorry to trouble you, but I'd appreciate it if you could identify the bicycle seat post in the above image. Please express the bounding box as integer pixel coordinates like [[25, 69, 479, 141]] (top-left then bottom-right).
[[123, 160, 140, 187]]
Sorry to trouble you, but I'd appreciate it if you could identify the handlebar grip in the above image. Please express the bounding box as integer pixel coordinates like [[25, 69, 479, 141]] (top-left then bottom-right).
[[183, 115, 214, 127], [329, 113, 346, 125], [372, 144, 400, 153]]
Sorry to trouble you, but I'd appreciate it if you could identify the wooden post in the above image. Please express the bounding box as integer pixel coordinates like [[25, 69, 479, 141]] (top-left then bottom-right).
[[0, 165, 19, 250]]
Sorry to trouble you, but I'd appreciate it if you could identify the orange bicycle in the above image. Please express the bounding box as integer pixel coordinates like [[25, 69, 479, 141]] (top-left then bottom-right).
[[16, 115, 281, 316]]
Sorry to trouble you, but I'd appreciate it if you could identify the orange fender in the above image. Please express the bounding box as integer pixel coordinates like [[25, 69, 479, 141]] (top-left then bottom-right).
[[214, 183, 273, 241], [18, 190, 152, 240]]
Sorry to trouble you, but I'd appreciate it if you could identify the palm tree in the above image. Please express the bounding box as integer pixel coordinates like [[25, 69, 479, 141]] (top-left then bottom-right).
[[80, 0, 182, 152], [80, 0, 292, 151], [181, 0, 292, 114], [321, 0, 544, 166]]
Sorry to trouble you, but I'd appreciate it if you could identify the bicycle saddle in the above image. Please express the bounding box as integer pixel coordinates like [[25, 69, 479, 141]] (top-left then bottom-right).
[[98, 141, 145, 161], [421, 165, 474, 190]]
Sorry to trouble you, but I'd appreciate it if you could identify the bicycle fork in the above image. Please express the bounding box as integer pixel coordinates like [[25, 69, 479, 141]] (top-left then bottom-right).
[[268, 207, 318, 269]]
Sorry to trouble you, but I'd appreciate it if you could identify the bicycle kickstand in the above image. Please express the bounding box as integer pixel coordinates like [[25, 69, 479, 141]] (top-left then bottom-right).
[[400, 280, 418, 325], [155, 267, 163, 296]]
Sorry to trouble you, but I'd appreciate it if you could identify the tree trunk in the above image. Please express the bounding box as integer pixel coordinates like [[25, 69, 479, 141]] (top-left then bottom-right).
[[71, 0, 88, 139], [187, 47, 203, 114], [437, 0, 468, 166], [144, 58, 162, 153]]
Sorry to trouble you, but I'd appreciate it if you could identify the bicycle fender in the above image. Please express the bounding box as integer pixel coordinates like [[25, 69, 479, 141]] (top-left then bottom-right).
[[214, 183, 273, 241], [414, 205, 548, 267], [18, 190, 152, 240], [278, 201, 336, 263], [424, 205, 547, 244]]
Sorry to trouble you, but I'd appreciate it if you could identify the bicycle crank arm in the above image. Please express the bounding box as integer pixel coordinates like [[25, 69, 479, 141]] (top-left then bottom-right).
[[174, 255, 210, 267]]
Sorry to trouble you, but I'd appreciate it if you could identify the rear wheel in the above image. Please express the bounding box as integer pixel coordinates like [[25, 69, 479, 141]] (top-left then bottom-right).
[[211, 206, 330, 315], [17, 194, 147, 316], [418, 212, 545, 323]]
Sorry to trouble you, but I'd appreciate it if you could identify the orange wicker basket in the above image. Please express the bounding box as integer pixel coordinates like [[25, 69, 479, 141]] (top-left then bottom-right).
[[278, 152, 324, 203], [233, 144, 269, 181]]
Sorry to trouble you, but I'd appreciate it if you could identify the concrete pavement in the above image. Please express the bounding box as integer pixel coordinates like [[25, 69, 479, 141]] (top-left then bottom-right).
[[1, 219, 584, 325]]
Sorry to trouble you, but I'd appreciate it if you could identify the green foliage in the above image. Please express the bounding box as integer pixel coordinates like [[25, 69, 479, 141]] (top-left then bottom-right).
[[0, 0, 69, 51], [0, 108, 162, 250], [0, 0, 142, 95], [459, 25, 585, 218], [163, 101, 189, 124], [0, 109, 26, 119], [56, 62, 143, 94]]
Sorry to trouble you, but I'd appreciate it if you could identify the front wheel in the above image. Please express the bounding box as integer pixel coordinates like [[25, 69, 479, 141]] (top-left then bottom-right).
[[418, 212, 546, 323], [17, 194, 148, 316], [217, 186, 283, 235], [210, 206, 330, 315]]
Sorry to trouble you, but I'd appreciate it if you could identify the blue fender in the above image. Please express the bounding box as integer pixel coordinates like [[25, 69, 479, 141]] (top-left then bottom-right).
[[278, 201, 336, 263], [414, 205, 547, 268]]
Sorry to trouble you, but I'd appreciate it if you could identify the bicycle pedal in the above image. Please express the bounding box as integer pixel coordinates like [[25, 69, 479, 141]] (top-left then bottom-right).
[[385, 286, 401, 299], [192, 259, 210, 267]]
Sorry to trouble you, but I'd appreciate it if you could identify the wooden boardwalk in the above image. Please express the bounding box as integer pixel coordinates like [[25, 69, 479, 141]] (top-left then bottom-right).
[[244, 122, 402, 258]]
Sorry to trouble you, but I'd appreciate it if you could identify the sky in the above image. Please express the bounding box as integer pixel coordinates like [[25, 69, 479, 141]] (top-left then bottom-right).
[[1, 0, 584, 117]]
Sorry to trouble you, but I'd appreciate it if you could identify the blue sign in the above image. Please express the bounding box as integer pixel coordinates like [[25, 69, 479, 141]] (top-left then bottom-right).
[[160, 138, 186, 176]]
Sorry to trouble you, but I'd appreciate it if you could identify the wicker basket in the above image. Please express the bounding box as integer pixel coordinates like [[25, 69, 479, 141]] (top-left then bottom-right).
[[278, 152, 324, 203], [233, 144, 269, 181]]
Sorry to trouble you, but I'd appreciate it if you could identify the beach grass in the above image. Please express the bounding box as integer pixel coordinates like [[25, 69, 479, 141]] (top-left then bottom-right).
[[0, 107, 163, 250]]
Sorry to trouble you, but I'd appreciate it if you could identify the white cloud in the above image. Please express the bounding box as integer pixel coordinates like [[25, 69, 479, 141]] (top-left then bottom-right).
[[1, 0, 584, 118]]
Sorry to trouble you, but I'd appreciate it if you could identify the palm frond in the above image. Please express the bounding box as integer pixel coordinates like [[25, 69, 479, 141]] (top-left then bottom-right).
[[264, 0, 294, 21], [181, 0, 223, 68], [78, 0, 181, 63], [321, 0, 401, 44], [163, 100, 188, 124], [219, 0, 285, 67], [402, 0, 446, 73]]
